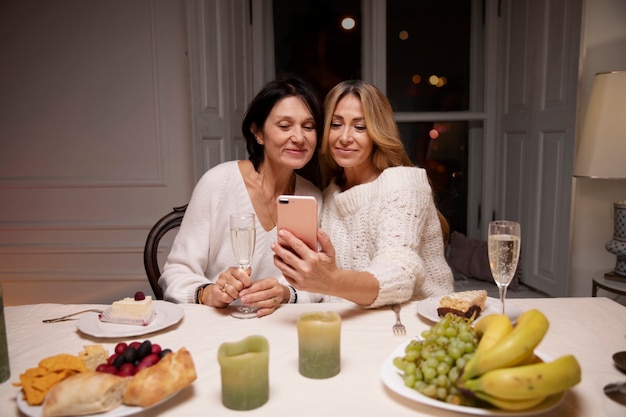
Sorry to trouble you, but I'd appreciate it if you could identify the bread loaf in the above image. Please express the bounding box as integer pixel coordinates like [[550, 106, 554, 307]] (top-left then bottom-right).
[[42, 372, 129, 417], [123, 347, 197, 407]]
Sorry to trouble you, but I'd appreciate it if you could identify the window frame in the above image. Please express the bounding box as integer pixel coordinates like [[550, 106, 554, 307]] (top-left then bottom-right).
[[255, 0, 495, 238]]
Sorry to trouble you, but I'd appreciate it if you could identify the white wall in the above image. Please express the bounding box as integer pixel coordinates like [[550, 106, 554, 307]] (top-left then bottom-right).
[[1, 0, 624, 306], [569, 0, 626, 301], [0, 0, 195, 305]]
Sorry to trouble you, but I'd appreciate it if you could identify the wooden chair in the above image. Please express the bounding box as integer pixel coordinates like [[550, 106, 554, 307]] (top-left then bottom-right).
[[143, 204, 188, 300]]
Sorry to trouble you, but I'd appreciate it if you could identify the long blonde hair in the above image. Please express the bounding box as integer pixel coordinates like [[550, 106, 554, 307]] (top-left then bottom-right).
[[319, 80, 413, 188], [320, 80, 450, 243]]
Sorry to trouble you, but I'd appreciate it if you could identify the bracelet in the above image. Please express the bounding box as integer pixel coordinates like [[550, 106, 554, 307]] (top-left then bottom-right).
[[195, 283, 211, 304], [287, 285, 297, 304]]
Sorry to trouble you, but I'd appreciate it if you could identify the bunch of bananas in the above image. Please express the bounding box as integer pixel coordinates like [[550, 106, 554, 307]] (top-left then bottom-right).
[[456, 309, 581, 411]]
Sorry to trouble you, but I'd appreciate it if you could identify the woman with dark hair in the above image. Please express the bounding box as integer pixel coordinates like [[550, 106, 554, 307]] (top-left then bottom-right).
[[159, 78, 323, 317], [273, 80, 453, 308]]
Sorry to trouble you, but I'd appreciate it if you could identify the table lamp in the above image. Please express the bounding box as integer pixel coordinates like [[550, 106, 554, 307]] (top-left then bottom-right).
[[574, 70, 626, 277]]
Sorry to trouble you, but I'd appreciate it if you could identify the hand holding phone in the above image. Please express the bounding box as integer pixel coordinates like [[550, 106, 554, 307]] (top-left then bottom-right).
[[276, 195, 318, 251]]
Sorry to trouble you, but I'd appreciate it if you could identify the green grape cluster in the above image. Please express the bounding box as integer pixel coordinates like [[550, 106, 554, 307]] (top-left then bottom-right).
[[393, 313, 479, 406]]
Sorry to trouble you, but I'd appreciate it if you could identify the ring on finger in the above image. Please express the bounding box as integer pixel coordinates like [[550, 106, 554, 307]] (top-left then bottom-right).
[[221, 283, 229, 293]]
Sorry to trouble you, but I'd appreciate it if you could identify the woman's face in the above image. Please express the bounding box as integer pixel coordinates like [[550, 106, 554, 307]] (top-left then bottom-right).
[[328, 94, 375, 171], [256, 96, 317, 170]]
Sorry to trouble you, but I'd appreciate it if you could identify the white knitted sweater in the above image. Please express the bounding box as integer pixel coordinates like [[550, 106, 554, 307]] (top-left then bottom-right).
[[321, 166, 453, 307], [159, 161, 323, 304]]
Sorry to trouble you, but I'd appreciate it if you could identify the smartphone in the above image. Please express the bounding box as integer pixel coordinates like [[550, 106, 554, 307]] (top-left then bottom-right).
[[276, 195, 318, 251]]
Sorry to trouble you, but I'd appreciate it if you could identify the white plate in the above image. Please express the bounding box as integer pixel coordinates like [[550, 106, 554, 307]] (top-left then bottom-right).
[[381, 339, 565, 416], [417, 296, 523, 323], [16, 386, 184, 417], [17, 395, 144, 417], [77, 301, 184, 338]]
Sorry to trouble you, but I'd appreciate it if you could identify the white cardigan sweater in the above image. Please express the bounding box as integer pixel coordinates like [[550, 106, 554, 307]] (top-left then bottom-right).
[[159, 161, 323, 304]]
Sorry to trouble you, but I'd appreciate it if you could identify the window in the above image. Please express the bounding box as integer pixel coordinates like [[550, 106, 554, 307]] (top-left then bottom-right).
[[272, 0, 481, 234], [273, 0, 362, 99]]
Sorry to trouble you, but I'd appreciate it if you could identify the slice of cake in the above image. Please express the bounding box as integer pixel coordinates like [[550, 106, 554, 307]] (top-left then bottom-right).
[[100, 292, 156, 326], [437, 290, 487, 319]]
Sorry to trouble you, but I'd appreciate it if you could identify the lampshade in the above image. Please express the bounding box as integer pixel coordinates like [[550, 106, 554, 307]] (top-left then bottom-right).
[[574, 70, 626, 179]]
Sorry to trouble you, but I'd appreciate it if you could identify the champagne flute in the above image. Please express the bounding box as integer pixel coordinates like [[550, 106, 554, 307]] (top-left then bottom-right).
[[230, 213, 257, 319], [488, 220, 521, 315]]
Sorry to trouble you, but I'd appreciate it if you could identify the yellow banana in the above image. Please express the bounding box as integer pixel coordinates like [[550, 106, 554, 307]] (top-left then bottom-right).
[[460, 354, 581, 401], [473, 314, 513, 355], [471, 391, 547, 411], [461, 309, 549, 380], [514, 350, 543, 367]]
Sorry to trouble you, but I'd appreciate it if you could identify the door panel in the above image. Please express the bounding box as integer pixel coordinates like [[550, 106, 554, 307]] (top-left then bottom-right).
[[187, 0, 252, 178], [498, 0, 581, 296]]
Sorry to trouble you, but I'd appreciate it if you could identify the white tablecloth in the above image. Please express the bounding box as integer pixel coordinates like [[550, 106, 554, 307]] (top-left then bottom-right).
[[1, 297, 625, 417]]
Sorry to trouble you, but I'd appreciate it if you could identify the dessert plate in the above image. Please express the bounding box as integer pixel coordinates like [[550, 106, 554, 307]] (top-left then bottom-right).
[[417, 296, 523, 323], [381, 339, 565, 416], [77, 301, 184, 338]]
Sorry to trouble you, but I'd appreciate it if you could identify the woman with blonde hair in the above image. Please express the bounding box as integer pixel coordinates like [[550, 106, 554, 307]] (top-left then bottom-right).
[[272, 80, 453, 307]]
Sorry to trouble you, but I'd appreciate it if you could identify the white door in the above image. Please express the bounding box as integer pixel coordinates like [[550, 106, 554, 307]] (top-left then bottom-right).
[[496, 0, 582, 296], [187, 0, 254, 178]]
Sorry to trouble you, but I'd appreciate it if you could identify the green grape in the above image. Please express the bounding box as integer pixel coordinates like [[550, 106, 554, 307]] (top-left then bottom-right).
[[392, 356, 405, 370], [436, 361, 450, 376], [448, 366, 459, 382], [445, 326, 458, 337], [425, 356, 439, 369], [404, 349, 419, 362], [433, 349, 447, 362], [447, 344, 462, 359], [436, 374, 450, 387], [404, 373, 416, 388], [422, 366, 437, 381], [422, 384, 438, 398], [455, 357, 467, 369], [414, 380, 427, 391], [394, 313, 479, 406], [405, 361, 417, 375]]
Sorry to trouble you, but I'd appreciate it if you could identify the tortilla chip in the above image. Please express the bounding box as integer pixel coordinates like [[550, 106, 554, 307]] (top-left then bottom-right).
[[40, 354, 87, 373], [16, 353, 89, 405]]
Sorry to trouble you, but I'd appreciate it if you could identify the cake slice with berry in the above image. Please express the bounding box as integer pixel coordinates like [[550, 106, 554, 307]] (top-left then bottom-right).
[[100, 292, 156, 326]]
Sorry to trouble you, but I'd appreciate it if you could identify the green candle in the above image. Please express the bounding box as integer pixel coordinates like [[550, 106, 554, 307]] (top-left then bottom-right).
[[297, 311, 341, 379], [217, 335, 269, 410]]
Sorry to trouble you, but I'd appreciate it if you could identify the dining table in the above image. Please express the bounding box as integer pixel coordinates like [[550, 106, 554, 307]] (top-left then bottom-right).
[[0, 297, 624, 417]]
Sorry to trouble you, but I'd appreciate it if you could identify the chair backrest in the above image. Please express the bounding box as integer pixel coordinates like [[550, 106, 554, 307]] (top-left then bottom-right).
[[143, 204, 188, 300]]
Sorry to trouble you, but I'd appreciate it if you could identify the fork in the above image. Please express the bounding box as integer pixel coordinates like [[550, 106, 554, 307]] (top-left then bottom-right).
[[42, 309, 103, 323], [391, 304, 406, 334]]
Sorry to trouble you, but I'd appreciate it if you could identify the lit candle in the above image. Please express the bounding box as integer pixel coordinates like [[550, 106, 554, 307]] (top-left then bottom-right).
[[217, 335, 269, 410], [297, 311, 341, 379]]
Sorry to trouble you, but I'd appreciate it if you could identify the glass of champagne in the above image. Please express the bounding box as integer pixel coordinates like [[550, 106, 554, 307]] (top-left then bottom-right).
[[488, 220, 521, 315], [230, 213, 257, 319]]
